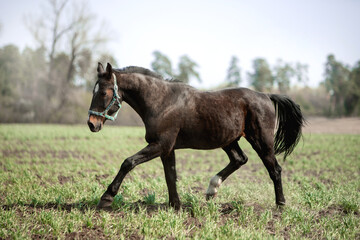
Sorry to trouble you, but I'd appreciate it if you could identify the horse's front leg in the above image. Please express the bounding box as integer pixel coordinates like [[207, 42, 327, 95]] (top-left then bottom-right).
[[161, 150, 180, 210], [97, 143, 161, 209]]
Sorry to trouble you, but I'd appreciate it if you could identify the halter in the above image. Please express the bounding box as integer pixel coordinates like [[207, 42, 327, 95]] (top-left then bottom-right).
[[88, 73, 122, 121]]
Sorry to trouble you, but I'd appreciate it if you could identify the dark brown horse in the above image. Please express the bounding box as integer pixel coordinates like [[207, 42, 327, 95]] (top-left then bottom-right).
[[88, 63, 305, 209]]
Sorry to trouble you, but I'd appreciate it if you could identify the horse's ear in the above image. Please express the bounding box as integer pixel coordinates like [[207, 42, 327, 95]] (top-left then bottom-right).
[[97, 62, 104, 73], [106, 63, 113, 79]]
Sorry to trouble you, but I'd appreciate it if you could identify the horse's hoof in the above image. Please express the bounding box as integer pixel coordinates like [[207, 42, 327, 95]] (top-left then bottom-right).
[[276, 201, 286, 207], [170, 201, 181, 210], [206, 193, 217, 201], [97, 195, 113, 209]]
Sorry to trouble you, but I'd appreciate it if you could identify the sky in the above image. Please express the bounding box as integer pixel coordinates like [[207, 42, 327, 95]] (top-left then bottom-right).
[[1, 0, 360, 88]]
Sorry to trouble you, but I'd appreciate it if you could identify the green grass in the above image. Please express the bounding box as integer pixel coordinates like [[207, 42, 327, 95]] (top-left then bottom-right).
[[0, 124, 359, 239]]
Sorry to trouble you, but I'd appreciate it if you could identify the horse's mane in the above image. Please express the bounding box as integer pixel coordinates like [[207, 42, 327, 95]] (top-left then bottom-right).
[[113, 66, 182, 83]]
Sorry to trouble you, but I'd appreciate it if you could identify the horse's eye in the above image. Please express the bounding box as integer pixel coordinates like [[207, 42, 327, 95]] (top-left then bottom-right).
[[101, 91, 107, 96]]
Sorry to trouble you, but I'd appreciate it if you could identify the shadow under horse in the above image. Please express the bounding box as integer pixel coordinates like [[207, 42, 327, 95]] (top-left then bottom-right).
[[87, 63, 305, 210]]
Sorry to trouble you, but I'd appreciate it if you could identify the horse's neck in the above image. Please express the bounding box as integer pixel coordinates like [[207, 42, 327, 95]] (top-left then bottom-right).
[[119, 73, 169, 121]]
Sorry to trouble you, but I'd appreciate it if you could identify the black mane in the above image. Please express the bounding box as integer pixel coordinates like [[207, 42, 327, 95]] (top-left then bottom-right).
[[114, 66, 182, 83], [114, 66, 164, 80]]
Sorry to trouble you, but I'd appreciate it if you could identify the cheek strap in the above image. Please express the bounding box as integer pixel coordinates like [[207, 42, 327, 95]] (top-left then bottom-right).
[[88, 73, 122, 121]]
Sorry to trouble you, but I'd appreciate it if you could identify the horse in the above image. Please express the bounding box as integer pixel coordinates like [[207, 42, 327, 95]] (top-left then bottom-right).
[[87, 62, 305, 210]]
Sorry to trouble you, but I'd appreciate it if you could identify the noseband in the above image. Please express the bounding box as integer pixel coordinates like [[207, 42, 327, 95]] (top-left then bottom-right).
[[88, 73, 122, 121]]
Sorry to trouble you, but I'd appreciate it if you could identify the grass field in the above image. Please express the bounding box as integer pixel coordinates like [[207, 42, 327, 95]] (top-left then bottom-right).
[[0, 124, 359, 239]]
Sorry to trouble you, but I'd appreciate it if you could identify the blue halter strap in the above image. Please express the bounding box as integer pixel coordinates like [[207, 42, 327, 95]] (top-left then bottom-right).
[[88, 73, 122, 121]]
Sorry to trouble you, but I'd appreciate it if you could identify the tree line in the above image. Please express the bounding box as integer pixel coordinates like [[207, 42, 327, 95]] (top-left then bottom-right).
[[2, 42, 358, 124], [224, 56, 309, 93]]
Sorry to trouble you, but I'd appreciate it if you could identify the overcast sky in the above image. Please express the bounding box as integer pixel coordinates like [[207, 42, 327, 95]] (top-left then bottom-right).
[[1, 0, 359, 88]]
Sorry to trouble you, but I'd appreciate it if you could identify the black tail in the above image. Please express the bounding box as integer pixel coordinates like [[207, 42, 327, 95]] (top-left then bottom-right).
[[269, 94, 305, 160]]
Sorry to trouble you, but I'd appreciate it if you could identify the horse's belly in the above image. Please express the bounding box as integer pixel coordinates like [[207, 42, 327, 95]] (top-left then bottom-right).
[[175, 121, 243, 149]]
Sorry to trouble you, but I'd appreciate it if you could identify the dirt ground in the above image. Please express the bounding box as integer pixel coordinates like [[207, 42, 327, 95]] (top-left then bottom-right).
[[303, 117, 360, 134]]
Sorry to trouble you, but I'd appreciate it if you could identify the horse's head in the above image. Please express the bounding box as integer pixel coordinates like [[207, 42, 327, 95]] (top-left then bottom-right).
[[87, 63, 123, 132]]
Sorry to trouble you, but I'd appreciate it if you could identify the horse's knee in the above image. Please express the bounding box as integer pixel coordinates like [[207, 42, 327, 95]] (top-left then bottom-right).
[[121, 158, 134, 172]]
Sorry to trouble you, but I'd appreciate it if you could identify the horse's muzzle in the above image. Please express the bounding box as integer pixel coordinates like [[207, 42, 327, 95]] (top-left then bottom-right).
[[87, 116, 103, 132]]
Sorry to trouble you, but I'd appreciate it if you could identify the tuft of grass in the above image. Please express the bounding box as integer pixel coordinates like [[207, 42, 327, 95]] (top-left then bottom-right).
[[112, 194, 124, 209], [143, 192, 156, 205], [340, 198, 359, 214]]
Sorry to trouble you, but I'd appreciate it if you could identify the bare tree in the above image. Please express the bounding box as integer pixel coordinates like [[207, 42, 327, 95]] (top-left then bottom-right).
[[25, 0, 110, 121]]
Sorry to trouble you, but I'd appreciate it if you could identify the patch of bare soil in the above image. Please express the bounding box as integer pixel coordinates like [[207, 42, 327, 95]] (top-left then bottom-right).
[[318, 204, 359, 216], [128, 200, 169, 215], [183, 217, 203, 238], [64, 226, 108, 240], [266, 210, 283, 236], [94, 173, 110, 187], [58, 175, 74, 185], [303, 117, 360, 134]]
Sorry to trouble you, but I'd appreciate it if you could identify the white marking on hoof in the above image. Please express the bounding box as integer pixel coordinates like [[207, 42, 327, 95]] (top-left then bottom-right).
[[206, 175, 222, 196]]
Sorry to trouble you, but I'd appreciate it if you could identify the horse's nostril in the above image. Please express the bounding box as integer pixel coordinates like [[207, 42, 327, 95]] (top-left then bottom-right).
[[87, 120, 95, 131]]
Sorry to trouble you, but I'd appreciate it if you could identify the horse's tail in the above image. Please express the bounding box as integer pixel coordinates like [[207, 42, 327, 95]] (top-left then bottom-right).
[[269, 94, 305, 160]]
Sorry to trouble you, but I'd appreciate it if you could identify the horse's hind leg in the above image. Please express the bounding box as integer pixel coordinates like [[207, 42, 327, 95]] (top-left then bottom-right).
[[246, 128, 285, 206], [206, 141, 248, 200]]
